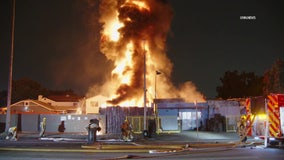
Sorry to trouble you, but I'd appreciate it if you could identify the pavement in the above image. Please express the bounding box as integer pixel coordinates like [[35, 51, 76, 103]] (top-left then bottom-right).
[[0, 131, 265, 153]]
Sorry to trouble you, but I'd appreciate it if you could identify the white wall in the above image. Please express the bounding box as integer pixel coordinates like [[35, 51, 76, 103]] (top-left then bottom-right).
[[208, 100, 240, 118]]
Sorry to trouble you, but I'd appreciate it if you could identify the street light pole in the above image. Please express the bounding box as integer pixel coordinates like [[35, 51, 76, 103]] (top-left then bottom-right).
[[6, 0, 16, 131], [195, 100, 199, 141], [154, 71, 161, 115], [154, 70, 161, 134], [154, 72, 157, 100]]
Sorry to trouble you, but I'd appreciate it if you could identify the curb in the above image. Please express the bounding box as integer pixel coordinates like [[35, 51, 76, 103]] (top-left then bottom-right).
[[0, 142, 264, 153], [81, 144, 185, 150], [81, 142, 240, 150], [0, 147, 150, 153]]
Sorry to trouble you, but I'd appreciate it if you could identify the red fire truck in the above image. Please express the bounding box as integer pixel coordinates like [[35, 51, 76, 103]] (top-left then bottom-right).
[[244, 94, 284, 146]]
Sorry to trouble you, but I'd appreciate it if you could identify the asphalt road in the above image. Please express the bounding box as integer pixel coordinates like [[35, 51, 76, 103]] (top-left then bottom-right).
[[0, 131, 282, 159], [0, 146, 284, 160]]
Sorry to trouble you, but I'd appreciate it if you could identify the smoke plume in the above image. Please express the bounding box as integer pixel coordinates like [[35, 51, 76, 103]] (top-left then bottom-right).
[[87, 0, 205, 105]]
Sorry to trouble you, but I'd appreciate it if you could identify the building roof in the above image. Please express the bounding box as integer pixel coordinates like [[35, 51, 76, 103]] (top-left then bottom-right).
[[46, 95, 83, 102], [155, 98, 208, 109], [9, 99, 77, 114]]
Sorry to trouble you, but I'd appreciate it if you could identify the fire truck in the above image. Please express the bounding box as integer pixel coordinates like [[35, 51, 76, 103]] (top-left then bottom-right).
[[244, 94, 284, 146]]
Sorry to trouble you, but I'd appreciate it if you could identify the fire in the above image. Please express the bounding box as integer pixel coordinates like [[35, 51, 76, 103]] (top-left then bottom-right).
[[112, 42, 134, 84], [88, 0, 205, 107], [104, 13, 123, 42], [122, 0, 150, 11]]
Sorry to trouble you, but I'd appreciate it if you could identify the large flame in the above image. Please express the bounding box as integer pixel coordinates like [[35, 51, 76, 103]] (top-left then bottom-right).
[[87, 0, 205, 107]]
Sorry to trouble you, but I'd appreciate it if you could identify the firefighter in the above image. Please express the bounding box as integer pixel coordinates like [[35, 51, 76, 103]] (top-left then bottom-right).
[[39, 117, 46, 137], [237, 116, 247, 145], [86, 118, 101, 144], [6, 126, 17, 141], [121, 119, 133, 141], [58, 121, 66, 133], [121, 120, 129, 138]]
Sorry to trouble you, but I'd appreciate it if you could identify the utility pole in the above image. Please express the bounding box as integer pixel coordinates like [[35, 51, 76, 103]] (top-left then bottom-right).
[[143, 40, 147, 133], [6, 0, 16, 131]]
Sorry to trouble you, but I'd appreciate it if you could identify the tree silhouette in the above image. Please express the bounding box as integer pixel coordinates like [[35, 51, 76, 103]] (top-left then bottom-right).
[[0, 77, 80, 106], [216, 70, 263, 99], [11, 78, 47, 103], [0, 90, 7, 106], [263, 59, 284, 95]]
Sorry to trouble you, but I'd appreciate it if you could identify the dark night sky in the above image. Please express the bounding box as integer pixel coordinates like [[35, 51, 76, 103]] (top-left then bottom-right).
[[1, 0, 284, 98]]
